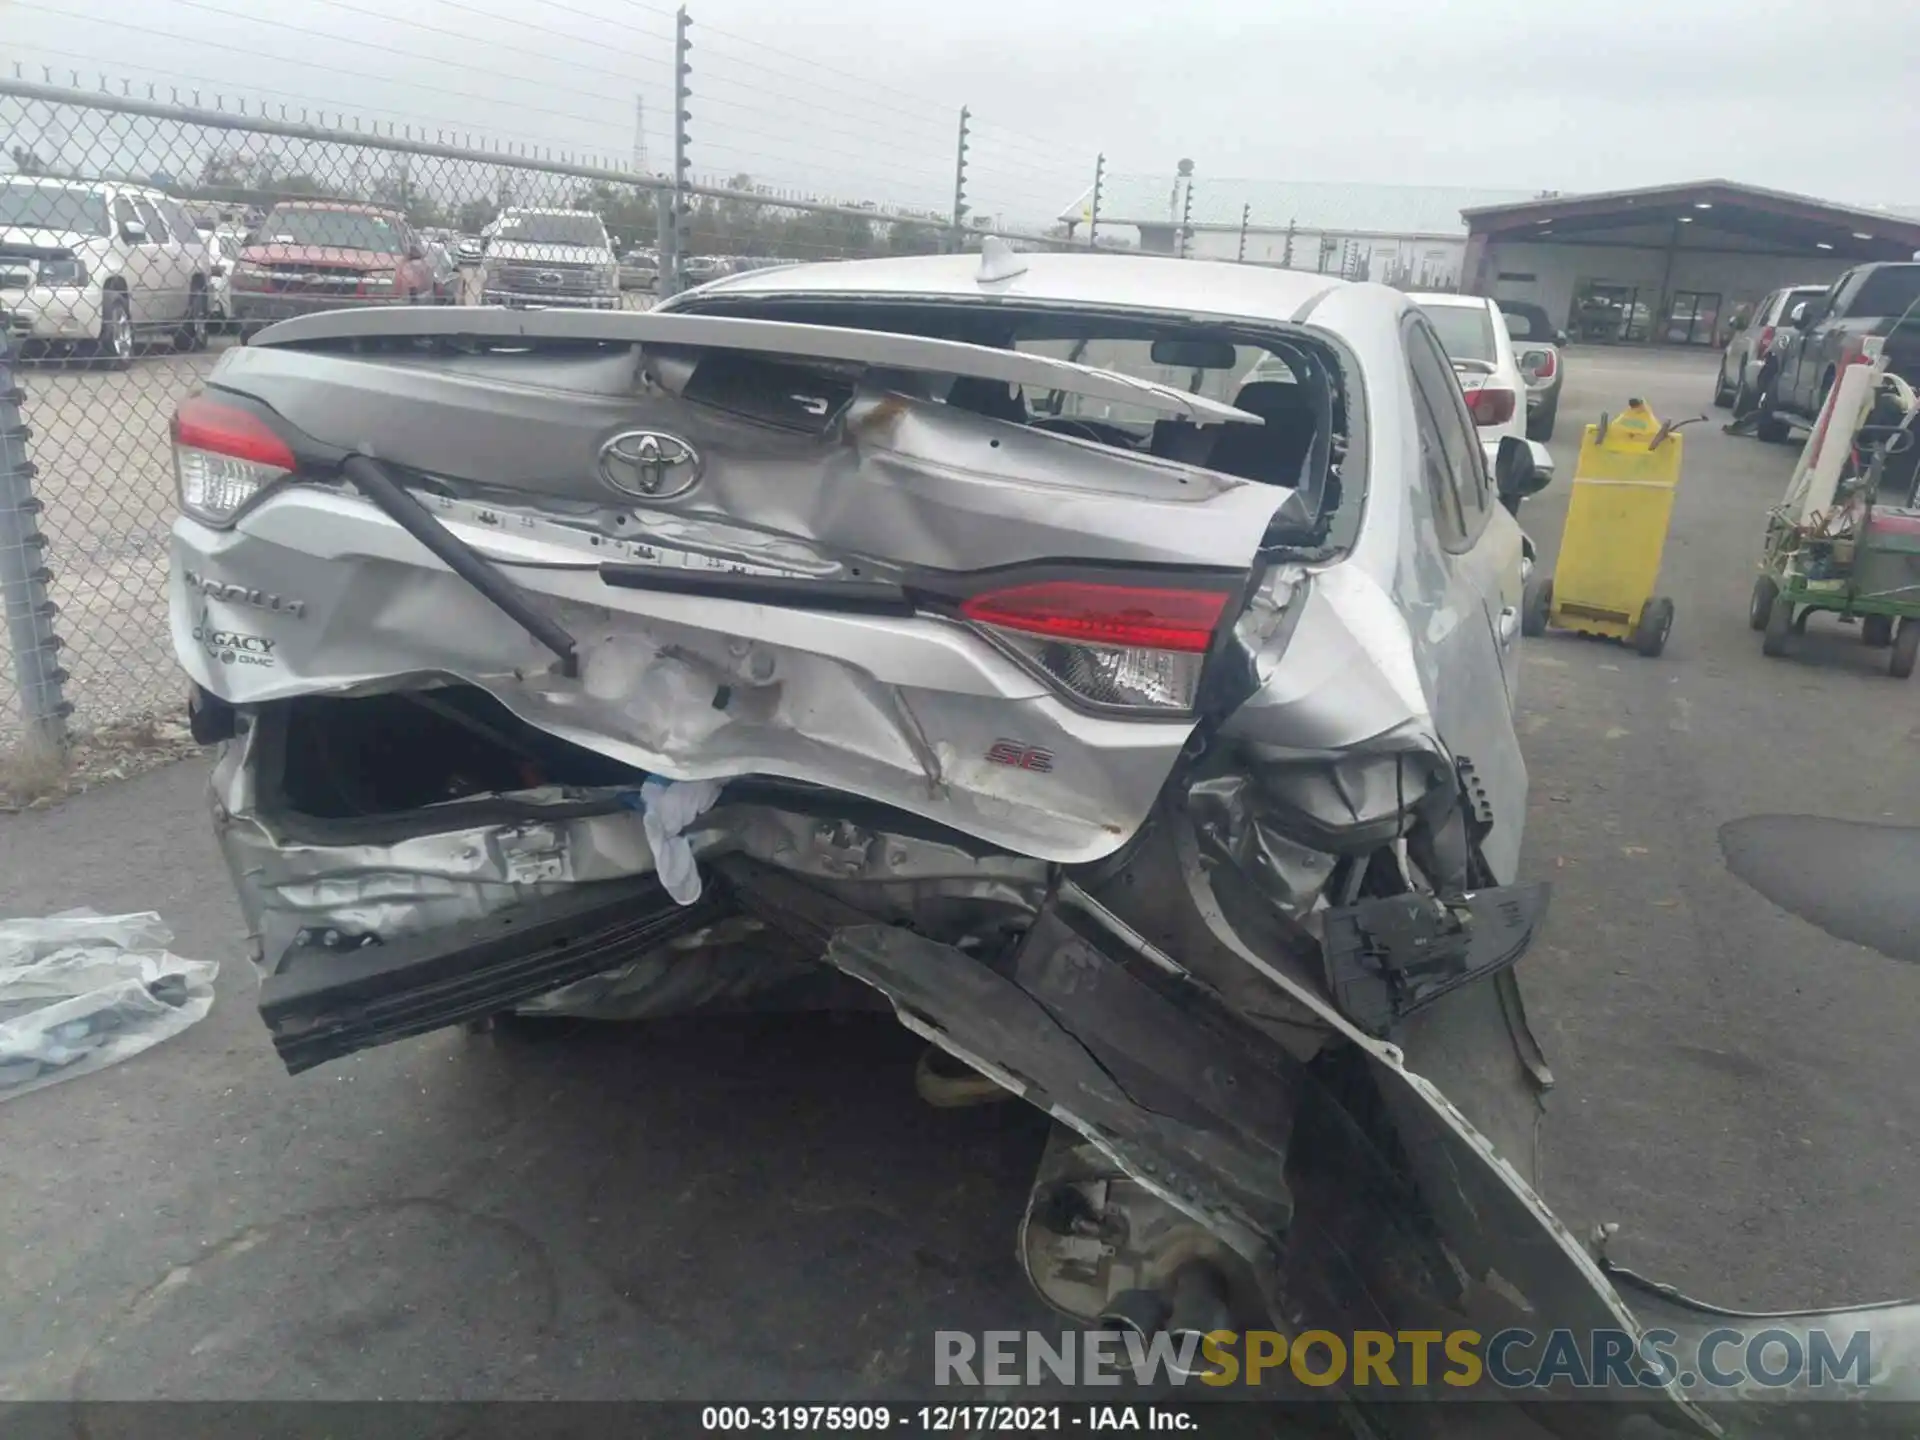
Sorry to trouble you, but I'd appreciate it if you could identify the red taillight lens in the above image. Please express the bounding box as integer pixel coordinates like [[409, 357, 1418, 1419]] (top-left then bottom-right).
[[1463, 386, 1517, 427], [959, 581, 1233, 713], [961, 582, 1228, 654], [1756, 324, 1776, 359], [172, 395, 295, 526], [1533, 349, 1556, 380]]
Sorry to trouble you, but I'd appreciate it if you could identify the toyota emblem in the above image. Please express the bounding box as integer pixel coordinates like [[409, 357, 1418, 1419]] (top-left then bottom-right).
[[597, 429, 702, 500], [535, 270, 562, 286]]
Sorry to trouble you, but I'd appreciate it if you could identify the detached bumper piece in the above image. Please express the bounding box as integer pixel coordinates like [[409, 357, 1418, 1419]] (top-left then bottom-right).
[[258, 877, 730, 1073], [1321, 882, 1548, 1036]]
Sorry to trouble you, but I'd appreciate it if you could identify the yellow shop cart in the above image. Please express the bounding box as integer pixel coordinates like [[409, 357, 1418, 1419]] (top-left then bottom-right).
[[1521, 399, 1700, 657]]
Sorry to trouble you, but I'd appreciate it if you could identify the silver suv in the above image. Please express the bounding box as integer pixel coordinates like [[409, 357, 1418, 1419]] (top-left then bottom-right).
[[0, 176, 212, 367]]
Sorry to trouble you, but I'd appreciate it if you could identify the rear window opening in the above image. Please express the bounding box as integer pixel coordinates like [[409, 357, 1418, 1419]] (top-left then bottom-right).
[[667, 294, 1356, 549], [272, 686, 644, 819]]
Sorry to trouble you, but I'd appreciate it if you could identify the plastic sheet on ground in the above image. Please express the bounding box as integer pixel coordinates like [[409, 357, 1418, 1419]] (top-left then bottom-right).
[[0, 911, 217, 1101]]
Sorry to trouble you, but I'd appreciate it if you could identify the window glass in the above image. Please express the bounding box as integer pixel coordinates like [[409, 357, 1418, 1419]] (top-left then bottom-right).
[[1406, 318, 1489, 544], [132, 198, 166, 243]]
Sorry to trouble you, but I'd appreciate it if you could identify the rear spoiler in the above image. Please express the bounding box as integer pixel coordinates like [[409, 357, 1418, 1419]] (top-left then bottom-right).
[[248, 307, 1264, 427]]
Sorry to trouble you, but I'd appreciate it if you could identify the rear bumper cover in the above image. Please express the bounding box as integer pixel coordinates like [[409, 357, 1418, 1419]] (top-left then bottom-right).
[[260, 875, 729, 1072]]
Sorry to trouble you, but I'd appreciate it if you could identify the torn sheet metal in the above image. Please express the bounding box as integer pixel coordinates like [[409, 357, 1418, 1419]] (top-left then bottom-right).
[[0, 912, 217, 1101]]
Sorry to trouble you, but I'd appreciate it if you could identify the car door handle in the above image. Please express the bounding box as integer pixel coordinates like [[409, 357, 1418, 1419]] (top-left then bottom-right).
[[1497, 605, 1520, 646]]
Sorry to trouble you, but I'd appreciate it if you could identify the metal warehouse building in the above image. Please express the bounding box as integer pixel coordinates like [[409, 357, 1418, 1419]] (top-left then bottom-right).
[[1459, 180, 1920, 347]]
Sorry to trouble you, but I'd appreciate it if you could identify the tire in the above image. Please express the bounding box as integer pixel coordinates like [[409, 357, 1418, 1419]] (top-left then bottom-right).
[[1521, 576, 1552, 638], [1633, 596, 1675, 657], [1755, 388, 1790, 444], [1712, 359, 1735, 408], [1748, 574, 1779, 631], [1892, 619, 1920, 680], [1862, 614, 1894, 648], [1762, 592, 1792, 657], [173, 281, 209, 352], [92, 290, 134, 371], [1526, 396, 1557, 443]]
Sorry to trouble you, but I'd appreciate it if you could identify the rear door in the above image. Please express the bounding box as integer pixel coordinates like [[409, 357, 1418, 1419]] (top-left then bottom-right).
[[111, 193, 163, 325], [1404, 315, 1529, 880]]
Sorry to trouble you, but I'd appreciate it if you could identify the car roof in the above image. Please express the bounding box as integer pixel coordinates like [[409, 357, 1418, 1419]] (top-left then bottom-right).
[[689, 251, 1353, 326], [0, 175, 162, 197], [268, 200, 403, 216], [1405, 291, 1490, 310], [499, 207, 601, 217]]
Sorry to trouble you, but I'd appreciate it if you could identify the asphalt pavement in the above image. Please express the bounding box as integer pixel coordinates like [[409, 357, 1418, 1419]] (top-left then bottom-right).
[[1, 345, 1917, 1404]]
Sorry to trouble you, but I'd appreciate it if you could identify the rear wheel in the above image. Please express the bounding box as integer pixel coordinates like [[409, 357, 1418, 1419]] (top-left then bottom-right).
[[1633, 596, 1675, 657], [1712, 359, 1735, 408], [174, 281, 209, 352], [1892, 619, 1920, 680], [1754, 380, 1790, 443], [91, 290, 134, 371], [1748, 574, 1778, 631], [1526, 394, 1557, 442], [1762, 592, 1792, 657], [1521, 576, 1552, 637], [1862, 614, 1894, 648]]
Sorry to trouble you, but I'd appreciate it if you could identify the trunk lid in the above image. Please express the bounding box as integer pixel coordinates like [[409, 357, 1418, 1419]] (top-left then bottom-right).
[[180, 310, 1299, 863]]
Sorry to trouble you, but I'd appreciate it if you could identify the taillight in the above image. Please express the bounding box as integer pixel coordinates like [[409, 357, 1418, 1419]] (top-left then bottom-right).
[[1756, 324, 1776, 359], [1532, 349, 1556, 381], [959, 581, 1230, 713], [172, 395, 295, 527], [1463, 386, 1517, 427]]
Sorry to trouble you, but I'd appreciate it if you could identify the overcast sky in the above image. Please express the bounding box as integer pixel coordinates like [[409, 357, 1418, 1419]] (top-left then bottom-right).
[[6, 0, 1918, 224]]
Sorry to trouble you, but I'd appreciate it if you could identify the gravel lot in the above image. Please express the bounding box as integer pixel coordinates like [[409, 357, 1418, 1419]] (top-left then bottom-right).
[[1, 346, 1916, 1406]]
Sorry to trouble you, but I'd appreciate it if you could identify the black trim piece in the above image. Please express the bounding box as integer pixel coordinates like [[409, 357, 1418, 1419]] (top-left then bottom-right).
[[598, 565, 915, 614], [259, 876, 731, 1073], [342, 454, 580, 677], [1321, 882, 1550, 1037]]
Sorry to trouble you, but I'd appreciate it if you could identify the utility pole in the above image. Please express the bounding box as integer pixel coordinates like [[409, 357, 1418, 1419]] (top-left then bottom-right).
[[949, 106, 970, 254], [657, 7, 693, 296], [1237, 202, 1250, 263], [632, 93, 648, 175], [1175, 159, 1194, 258], [1087, 152, 1104, 249], [1282, 217, 1296, 269], [0, 328, 69, 757]]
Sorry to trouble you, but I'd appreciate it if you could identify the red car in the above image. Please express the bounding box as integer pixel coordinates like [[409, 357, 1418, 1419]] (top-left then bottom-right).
[[230, 201, 442, 330]]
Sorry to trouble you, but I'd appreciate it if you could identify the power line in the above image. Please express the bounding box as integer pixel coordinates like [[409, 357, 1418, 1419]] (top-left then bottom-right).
[[139, 0, 643, 109], [19, 2, 633, 139]]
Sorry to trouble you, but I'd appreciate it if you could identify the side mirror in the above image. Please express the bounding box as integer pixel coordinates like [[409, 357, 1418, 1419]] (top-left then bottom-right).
[[406, 241, 426, 261], [1492, 435, 1554, 510], [1787, 302, 1809, 327], [1554, 329, 1569, 347], [1729, 314, 1749, 332], [121, 219, 147, 242]]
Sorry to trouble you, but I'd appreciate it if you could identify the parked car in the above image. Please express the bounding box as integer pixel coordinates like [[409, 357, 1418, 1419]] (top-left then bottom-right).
[[0, 175, 212, 367], [617, 247, 659, 291], [160, 253, 1622, 1395], [1409, 291, 1529, 452], [205, 226, 248, 330], [229, 202, 438, 330], [1494, 299, 1567, 442], [478, 208, 619, 309], [1757, 263, 1920, 442], [419, 236, 461, 302], [681, 254, 727, 283], [1714, 283, 1829, 412]]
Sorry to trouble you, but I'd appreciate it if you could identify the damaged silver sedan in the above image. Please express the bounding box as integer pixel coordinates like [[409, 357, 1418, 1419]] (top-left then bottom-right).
[[169, 250, 1918, 1434]]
